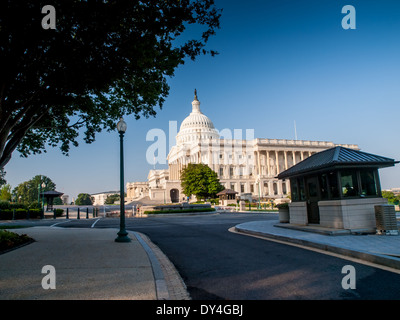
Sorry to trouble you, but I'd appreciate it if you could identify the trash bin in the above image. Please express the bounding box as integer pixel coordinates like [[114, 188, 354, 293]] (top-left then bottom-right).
[[374, 204, 399, 235]]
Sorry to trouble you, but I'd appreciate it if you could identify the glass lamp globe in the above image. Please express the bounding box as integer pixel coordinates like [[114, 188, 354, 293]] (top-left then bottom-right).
[[117, 117, 127, 133]]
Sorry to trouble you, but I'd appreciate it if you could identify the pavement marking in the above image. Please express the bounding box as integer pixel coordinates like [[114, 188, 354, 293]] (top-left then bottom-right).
[[229, 227, 400, 275], [90, 218, 101, 228], [50, 220, 71, 227]]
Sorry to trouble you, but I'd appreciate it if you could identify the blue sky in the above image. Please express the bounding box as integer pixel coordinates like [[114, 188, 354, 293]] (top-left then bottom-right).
[[5, 0, 400, 201]]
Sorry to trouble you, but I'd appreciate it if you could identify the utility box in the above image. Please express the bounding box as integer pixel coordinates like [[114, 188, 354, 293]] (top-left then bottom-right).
[[374, 204, 399, 235]]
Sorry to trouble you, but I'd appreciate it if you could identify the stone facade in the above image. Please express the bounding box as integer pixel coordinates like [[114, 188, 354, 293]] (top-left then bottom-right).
[[127, 92, 358, 204], [91, 191, 119, 206]]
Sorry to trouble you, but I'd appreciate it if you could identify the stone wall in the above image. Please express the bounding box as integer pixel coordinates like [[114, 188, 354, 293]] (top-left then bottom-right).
[[288, 201, 307, 225], [319, 197, 387, 231]]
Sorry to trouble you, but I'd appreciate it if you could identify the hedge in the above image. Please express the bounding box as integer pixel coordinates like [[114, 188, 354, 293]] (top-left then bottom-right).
[[0, 208, 44, 220], [144, 208, 216, 214]]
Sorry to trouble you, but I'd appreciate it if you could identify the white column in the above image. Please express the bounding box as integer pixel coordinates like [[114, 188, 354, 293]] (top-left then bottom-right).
[[277, 180, 283, 195], [268, 180, 273, 196], [284, 151, 288, 170], [275, 151, 280, 175], [266, 151, 271, 176]]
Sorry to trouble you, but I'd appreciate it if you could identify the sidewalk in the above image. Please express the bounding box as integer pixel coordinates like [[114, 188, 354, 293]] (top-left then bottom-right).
[[0, 227, 190, 300], [234, 220, 400, 271]]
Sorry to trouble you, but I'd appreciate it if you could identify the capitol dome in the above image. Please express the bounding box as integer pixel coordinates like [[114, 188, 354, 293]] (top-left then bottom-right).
[[176, 90, 220, 145]]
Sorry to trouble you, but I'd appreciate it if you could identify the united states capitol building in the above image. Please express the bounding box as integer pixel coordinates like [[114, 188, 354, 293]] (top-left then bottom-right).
[[127, 91, 358, 204]]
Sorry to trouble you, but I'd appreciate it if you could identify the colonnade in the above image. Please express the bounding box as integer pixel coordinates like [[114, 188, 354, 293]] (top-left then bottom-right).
[[168, 147, 318, 198]]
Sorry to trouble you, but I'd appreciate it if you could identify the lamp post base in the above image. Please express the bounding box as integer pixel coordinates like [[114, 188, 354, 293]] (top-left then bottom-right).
[[115, 230, 131, 243]]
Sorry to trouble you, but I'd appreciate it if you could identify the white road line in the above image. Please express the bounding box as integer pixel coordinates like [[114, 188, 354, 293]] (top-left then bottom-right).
[[50, 220, 70, 227], [91, 218, 101, 228]]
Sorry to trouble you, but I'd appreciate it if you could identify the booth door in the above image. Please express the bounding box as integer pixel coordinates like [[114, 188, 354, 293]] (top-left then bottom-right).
[[306, 177, 320, 224]]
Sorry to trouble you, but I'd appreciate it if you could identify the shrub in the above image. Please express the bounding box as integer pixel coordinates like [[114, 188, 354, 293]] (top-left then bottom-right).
[[0, 201, 10, 210], [54, 209, 64, 217], [14, 209, 28, 219], [276, 203, 289, 209], [0, 230, 33, 253], [145, 208, 216, 214], [10, 203, 27, 210], [28, 202, 42, 209], [28, 209, 42, 219], [0, 208, 43, 220], [210, 198, 219, 205], [0, 209, 13, 220]]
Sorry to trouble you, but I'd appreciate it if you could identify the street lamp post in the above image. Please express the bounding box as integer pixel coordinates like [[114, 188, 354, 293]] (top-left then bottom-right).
[[38, 175, 42, 208], [115, 117, 131, 243], [257, 175, 261, 210], [41, 182, 46, 213]]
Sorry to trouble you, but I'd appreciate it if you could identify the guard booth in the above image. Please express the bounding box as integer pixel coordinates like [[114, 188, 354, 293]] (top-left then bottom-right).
[[40, 190, 64, 211], [217, 189, 238, 206], [277, 147, 398, 232]]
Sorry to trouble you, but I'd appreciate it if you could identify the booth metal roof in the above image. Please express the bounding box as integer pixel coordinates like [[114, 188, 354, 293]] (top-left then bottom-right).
[[40, 190, 64, 197], [217, 189, 238, 196], [277, 146, 398, 179]]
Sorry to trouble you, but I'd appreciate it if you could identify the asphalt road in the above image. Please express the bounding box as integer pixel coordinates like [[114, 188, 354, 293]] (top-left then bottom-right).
[[91, 213, 400, 300], [4, 213, 400, 300]]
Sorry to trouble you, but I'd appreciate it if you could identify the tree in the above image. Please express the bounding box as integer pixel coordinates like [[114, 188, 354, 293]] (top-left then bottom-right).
[[180, 163, 224, 200], [75, 193, 93, 206], [105, 194, 119, 205], [105, 193, 126, 205], [0, 169, 6, 187], [382, 190, 400, 205], [13, 175, 56, 204], [0, 1, 221, 168], [0, 184, 12, 201]]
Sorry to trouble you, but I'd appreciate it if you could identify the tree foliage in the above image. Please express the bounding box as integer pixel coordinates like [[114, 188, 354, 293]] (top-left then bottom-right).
[[105, 193, 126, 204], [0, 0, 222, 168], [75, 193, 93, 206], [0, 184, 12, 201], [382, 190, 400, 205], [0, 169, 6, 186], [13, 175, 56, 204], [105, 194, 119, 205], [180, 163, 224, 200]]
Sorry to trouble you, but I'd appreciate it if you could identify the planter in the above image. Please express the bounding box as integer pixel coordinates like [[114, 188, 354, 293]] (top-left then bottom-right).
[[278, 208, 290, 223]]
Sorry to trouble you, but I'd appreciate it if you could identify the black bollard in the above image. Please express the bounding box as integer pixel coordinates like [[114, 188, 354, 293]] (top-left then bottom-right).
[[86, 207, 89, 219], [66, 208, 69, 219], [53, 209, 56, 219], [77, 207, 80, 219]]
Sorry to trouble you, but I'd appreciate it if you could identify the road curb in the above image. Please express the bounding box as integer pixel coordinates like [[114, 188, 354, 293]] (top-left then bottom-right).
[[234, 226, 400, 271], [131, 231, 191, 300]]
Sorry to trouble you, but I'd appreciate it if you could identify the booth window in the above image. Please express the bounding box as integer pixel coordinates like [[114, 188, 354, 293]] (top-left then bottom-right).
[[291, 179, 299, 201], [320, 174, 329, 200], [328, 171, 340, 199], [360, 170, 378, 196], [298, 178, 306, 201], [341, 170, 358, 197]]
